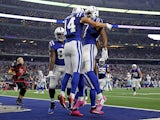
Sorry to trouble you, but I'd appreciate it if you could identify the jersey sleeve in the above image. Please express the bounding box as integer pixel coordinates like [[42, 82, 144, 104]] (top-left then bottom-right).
[[137, 68, 141, 72], [77, 12, 85, 18], [95, 17, 103, 23], [49, 40, 56, 50]]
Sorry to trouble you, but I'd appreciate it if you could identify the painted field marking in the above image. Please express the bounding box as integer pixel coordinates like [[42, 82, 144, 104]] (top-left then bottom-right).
[[1, 95, 160, 112], [140, 118, 160, 120]]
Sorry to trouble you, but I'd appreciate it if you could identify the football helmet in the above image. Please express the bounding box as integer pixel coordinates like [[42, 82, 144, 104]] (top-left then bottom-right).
[[99, 58, 105, 65], [132, 64, 137, 70], [72, 7, 84, 14], [54, 27, 65, 42], [85, 6, 99, 19]]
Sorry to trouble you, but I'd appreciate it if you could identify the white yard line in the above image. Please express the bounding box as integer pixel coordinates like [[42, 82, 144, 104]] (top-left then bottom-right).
[[105, 104, 160, 112], [0, 95, 160, 112], [140, 118, 160, 120], [106, 95, 160, 100]]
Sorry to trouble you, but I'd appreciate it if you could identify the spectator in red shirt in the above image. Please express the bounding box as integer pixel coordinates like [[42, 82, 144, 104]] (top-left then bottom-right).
[[8, 57, 28, 106]]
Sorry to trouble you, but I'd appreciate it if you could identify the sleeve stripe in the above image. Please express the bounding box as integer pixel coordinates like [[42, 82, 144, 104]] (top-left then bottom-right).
[[49, 41, 55, 47]]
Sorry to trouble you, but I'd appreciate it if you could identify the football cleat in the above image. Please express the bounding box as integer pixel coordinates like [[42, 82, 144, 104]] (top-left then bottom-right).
[[48, 108, 54, 114], [72, 100, 85, 110], [90, 107, 104, 115], [96, 96, 107, 112], [48, 102, 55, 114], [68, 95, 74, 110], [70, 110, 84, 117], [58, 94, 66, 108], [133, 92, 136, 96]]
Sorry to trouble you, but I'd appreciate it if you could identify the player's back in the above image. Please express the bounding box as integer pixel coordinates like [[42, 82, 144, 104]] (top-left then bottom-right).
[[49, 40, 64, 66], [64, 12, 85, 42], [83, 17, 103, 45]]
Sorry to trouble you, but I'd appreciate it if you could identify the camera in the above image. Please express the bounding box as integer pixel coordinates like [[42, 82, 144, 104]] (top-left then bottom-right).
[[11, 60, 17, 68]]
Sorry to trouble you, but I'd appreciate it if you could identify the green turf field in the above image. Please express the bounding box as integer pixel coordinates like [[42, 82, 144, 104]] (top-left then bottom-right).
[[0, 88, 160, 110]]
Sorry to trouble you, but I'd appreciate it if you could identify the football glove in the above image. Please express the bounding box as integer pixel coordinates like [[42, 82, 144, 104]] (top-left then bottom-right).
[[47, 71, 54, 78], [101, 48, 108, 60], [106, 23, 112, 30]]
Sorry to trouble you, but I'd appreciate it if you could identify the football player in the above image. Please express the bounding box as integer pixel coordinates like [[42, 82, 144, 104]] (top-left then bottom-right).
[[34, 70, 47, 94], [70, 6, 112, 116], [47, 27, 66, 114], [58, 6, 112, 115], [98, 58, 112, 91], [126, 72, 132, 90], [145, 74, 151, 88], [131, 64, 142, 95]]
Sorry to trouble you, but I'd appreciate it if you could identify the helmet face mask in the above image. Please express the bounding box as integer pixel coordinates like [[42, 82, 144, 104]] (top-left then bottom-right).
[[54, 27, 65, 42], [99, 58, 105, 65], [132, 64, 137, 70], [85, 6, 99, 19], [72, 7, 84, 14]]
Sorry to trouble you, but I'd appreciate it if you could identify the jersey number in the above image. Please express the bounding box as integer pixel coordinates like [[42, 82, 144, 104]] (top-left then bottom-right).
[[99, 68, 106, 74], [57, 48, 64, 59], [65, 17, 76, 34]]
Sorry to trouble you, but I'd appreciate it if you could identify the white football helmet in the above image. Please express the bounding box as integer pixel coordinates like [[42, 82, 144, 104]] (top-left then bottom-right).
[[72, 7, 84, 14], [132, 64, 137, 70], [99, 58, 105, 65], [54, 27, 65, 42], [85, 6, 99, 19]]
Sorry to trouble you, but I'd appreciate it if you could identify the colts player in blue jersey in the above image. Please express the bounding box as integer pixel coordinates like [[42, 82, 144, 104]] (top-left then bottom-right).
[[47, 27, 66, 114], [58, 7, 112, 116], [131, 64, 142, 95], [70, 6, 112, 116], [98, 58, 112, 91], [81, 6, 112, 114]]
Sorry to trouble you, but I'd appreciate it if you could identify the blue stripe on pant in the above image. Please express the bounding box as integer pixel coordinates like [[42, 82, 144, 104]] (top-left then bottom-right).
[[71, 41, 82, 94], [89, 44, 94, 71], [76, 41, 82, 72]]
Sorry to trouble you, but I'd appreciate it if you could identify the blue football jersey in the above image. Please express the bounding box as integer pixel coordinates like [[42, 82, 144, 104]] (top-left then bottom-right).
[[98, 64, 109, 79], [49, 40, 65, 66], [83, 17, 103, 45], [131, 68, 141, 79], [64, 12, 85, 42]]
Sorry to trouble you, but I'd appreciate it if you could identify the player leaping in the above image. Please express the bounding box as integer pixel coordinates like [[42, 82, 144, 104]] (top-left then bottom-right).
[[71, 6, 111, 115], [58, 6, 112, 116]]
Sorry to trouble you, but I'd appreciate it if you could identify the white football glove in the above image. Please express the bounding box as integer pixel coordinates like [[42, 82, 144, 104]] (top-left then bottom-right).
[[139, 78, 142, 81], [101, 48, 108, 60], [47, 71, 54, 78], [106, 23, 112, 30]]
